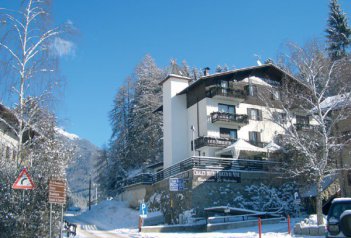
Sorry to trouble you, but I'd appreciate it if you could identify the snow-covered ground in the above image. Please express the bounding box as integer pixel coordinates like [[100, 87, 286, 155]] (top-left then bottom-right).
[[65, 200, 325, 238]]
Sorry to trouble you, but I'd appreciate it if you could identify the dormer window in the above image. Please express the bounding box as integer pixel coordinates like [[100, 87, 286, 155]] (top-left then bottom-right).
[[245, 85, 258, 97]]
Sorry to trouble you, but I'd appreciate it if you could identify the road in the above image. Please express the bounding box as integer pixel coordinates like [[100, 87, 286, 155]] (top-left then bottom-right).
[[66, 217, 140, 238]]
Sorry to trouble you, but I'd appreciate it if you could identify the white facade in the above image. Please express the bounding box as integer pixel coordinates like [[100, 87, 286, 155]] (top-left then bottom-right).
[[162, 75, 190, 168], [161, 65, 311, 167], [0, 110, 18, 161]]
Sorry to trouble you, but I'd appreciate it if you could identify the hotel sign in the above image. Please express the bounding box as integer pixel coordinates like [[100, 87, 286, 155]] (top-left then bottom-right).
[[48, 179, 66, 204], [193, 169, 241, 183]]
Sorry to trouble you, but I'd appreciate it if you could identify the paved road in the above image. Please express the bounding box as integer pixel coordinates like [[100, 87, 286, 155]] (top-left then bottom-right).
[[65, 217, 139, 238]]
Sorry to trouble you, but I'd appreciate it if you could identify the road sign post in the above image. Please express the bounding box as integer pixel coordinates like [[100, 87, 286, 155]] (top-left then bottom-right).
[[48, 179, 67, 238], [12, 168, 35, 190]]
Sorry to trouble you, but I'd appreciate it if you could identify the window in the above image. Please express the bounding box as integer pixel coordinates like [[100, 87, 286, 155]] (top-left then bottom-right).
[[249, 131, 261, 143], [247, 108, 262, 120], [220, 128, 237, 140], [272, 89, 281, 100], [218, 104, 235, 114], [296, 115, 309, 125], [245, 85, 258, 97], [273, 112, 286, 123], [221, 80, 229, 88]]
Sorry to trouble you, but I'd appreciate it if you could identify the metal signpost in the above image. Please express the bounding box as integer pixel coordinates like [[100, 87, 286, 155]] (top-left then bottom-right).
[[169, 178, 185, 224], [12, 168, 35, 234], [138, 202, 148, 232], [48, 179, 67, 238]]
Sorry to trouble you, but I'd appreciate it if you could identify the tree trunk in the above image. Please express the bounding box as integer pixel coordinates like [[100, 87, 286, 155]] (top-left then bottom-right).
[[316, 177, 324, 225]]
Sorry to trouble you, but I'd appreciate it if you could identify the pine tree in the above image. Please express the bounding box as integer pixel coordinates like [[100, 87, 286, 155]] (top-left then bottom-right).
[[128, 55, 163, 167], [326, 0, 351, 60]]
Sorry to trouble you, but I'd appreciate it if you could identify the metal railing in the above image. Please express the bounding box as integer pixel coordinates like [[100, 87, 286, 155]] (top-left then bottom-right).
[[122, 156, 281, 187], [193, 136, 236, 150], [211, 112, 249, 124], [122, 173, 154, 187], [206, 86, 246, 99]]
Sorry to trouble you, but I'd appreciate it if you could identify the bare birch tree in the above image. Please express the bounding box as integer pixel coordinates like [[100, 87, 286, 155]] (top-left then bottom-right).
[[0, 0, 73, 168], [261, 40, 351, 225]]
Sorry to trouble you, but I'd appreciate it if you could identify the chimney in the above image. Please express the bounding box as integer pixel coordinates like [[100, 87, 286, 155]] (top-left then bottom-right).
[[203, 67, 210, 76]]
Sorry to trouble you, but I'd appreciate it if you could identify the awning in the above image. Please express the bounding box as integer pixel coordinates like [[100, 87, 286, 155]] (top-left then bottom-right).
[[264, 141, 282, 152], [215, 139, 267, 157]]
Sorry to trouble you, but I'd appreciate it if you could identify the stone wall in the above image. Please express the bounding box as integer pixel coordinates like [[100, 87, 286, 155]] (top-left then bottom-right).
[[128, 168, 286, 223]]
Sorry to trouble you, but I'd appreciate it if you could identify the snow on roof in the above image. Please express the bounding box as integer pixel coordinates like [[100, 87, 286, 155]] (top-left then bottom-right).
[[319, 93, 351, 111], [332, 198, 351, 203], [55, 127, 79, 140], [300, 174, 337, 198], [340, 210, 351, 219]]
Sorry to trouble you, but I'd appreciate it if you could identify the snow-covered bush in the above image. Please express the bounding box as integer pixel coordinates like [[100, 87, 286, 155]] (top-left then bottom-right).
[[234, 182, 299, 214]]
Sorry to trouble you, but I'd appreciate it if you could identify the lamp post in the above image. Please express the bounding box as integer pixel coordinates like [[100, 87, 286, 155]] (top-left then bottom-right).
[[191, 125, 196, 157]]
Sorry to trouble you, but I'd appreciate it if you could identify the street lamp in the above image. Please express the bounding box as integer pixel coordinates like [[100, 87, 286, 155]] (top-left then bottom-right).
[[191, 125, 196, 157]]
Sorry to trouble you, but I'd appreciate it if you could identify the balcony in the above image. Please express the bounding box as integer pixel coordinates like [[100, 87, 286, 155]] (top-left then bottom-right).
[[294, 123, 316, 131], [123, 156, 282, 187], [211, 112, 248, 126], [192, 136, 236, 150], [248, 141, 268, 148], [206, 86, 246, 102]]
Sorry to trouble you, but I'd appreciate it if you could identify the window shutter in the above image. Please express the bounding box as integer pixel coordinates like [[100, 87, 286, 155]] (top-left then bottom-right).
[[247, 108, 251, 120], [249, 132, 254, 141], [244, 85, 249, 96], [258, 110, 263, 121], [257, 132, 261, 142], [253, 85, 258, 96]]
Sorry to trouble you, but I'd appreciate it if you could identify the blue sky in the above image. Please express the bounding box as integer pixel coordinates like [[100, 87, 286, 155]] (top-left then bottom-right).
[[3, 0, 351, 147]]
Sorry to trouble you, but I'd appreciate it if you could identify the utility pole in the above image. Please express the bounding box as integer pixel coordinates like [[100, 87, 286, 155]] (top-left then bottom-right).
[[89, 178, 91, 211]]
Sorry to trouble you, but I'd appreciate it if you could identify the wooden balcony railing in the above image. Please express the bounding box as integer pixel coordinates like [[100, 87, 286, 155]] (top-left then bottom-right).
[[211, 112, 249, 124], [206, 86, 246, 99], [193, 136, 236, 150]]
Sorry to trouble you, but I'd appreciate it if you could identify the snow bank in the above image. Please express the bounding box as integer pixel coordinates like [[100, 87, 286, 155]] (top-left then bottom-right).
[[70, 200, 138, 230], [299, 214, 326, 227]]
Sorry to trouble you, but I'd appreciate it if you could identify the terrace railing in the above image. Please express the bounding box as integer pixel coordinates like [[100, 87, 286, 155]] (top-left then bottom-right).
[[121, 156, 282, 187]]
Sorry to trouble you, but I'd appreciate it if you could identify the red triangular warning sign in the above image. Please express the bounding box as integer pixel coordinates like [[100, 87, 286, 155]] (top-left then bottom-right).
[[12, 168, 35, 190]]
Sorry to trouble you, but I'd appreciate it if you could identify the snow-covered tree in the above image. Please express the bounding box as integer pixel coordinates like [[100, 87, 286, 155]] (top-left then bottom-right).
[[0, 106, 74, 237], [124, 55, 163, 168], [269, 40, 351, 225], [326, 0, 351, 60]]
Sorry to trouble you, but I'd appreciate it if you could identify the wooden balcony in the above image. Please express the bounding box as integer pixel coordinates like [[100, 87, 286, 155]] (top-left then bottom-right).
[[206, 86, 246, 102], [192, 136, 236, 150], [211, 112, 248, 126]]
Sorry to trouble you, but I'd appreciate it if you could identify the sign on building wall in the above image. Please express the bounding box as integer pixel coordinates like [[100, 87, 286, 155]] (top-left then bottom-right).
[[169, 178, 185, 191], [193, 169, 241, 183]]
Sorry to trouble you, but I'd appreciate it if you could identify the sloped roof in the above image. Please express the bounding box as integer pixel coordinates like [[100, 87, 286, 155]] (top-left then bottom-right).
[[178, 63, 303, 95]]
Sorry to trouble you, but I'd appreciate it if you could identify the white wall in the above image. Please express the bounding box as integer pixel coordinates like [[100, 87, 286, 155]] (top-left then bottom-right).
[[163, 77, 189, 168]]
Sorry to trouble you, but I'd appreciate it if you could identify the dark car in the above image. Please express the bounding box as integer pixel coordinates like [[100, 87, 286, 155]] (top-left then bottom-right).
[[326, 198, 351, 238]]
